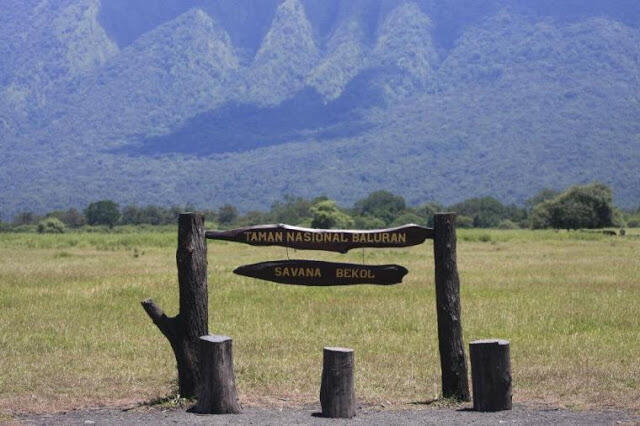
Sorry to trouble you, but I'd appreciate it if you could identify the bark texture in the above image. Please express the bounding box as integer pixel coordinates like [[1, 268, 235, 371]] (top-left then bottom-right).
[[433, 213, 470, 401], [141, 213, 209, 397], [194, 335, 241, 414], [470, 339, 512, 411], [320, 347, 356, 418]]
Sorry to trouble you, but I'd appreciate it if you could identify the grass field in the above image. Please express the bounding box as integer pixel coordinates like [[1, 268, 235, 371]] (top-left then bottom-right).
[[0, 228, 639, 415]]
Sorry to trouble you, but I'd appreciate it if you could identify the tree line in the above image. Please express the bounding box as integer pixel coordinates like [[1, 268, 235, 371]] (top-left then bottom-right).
[[2, 182, 637, 234]]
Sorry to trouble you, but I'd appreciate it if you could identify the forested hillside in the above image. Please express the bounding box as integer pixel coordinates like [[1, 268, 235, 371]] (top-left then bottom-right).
[[1, 0, 639, 218]]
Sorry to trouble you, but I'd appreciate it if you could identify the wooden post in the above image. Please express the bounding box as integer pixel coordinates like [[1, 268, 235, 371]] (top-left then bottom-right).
[[470, 339, 512, 411], [141, 213, 209, 397], [194, 335, 241, 414], [433, 213, 470, 401], [320, 347, 356, 418]]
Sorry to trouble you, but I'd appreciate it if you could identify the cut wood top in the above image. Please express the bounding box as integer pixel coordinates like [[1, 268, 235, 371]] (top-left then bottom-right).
[[324, 347, 354, 353], [206, 223, 433, 253], [470, 339, 510, 346], [200, 335, 232, 343]]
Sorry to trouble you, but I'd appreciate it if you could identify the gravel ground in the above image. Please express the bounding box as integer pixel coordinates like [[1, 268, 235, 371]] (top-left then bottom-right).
[[14, 404, 640, 425]]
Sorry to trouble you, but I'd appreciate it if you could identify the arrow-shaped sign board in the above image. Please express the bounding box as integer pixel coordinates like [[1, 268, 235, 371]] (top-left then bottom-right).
[[234, 260, 408, 286], [207, 223, 433, 253]]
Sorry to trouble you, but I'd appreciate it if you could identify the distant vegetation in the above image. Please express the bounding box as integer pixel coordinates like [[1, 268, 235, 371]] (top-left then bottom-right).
[[1, 0, 639, 219], [2, 183, 635, 234]]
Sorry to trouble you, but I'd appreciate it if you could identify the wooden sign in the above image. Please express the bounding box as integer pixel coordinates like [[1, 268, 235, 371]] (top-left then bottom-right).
[[233, 260, 408, 286], [206, 223, 433, 253]]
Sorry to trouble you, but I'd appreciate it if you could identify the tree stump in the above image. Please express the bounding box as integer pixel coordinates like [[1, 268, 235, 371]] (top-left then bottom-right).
[[433, 213, 470, 401], [320, 347, 356, 418], [470, 339, 512, 412], [141, 213, 209, 397], [194, 335, 241, 414]]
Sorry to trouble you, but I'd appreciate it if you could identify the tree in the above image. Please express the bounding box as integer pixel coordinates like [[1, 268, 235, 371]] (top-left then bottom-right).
[[389, 212, 424, 227], [353, 190, 406, 226], [218, 204, 238, 226], [352, 215, 386, 230], [269, 195, 312, 225], [59, 208, 86, 228], [530, 182, 615, 229], [448, 197, 522, 228], [526, 188, 560, 212], [414, 202, 443, 227], [311, 200, 354, 229], [13, 211, 40, 225], [85, 200, 121, 228]]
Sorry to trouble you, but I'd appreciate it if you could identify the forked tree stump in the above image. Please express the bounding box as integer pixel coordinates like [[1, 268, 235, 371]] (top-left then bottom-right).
[[141, 213, 208, 397], [194, 335, 241, 414], [320, 347, 356, 418], [470, 339, 512, 412]]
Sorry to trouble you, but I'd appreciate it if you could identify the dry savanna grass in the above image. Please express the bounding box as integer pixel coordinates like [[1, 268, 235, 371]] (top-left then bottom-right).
[[0, 228, 638, 415]]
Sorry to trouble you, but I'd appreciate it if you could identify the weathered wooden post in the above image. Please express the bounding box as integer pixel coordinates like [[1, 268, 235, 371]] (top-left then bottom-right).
[[433, 213, 470, 401], [141, 213, 209, 397], [194, 335, 241, 414], [320, 347, 356, 418], [470, 339, 512, 411]]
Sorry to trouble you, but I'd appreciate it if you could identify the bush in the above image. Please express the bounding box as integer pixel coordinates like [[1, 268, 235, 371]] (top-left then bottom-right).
[[389, 212, 425, 227], [352, 215, 386, 230], [37, 217, 66, 233], [531, 182, 615, 229], [353, 190, 406, 226], [310, 200, 354, 229], [626, 215, 640, 228], [85, 200, 121, 228], [218, 204, 238, 226], [498, 219, 519, 229], [456, 215, 474, 228]]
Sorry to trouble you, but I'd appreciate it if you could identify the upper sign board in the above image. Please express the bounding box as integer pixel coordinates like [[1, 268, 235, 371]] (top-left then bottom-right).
[[206, 223, 433, 253]]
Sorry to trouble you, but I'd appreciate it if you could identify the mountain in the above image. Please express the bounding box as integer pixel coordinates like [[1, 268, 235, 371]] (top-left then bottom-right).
[[1, 0, 639, 219]]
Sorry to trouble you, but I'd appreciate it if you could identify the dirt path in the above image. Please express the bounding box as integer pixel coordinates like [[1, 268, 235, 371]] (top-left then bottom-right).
[[13, 403, 640, 425]]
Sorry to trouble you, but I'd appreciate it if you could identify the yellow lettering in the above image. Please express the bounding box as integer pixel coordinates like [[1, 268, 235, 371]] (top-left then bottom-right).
[[282, 268, 290, 277], [352, 234, 360, 243], [275, 232, 283, 242], [286, 232, 294, 242], [341, 233, 349, 242], [275, 267, 282, 276], [336, 269, 344, 278], [296, 233, 304, 242], [248, 232, 258, 242], [382, 233, 389, 243], [390, 233, 398, 243], [398, 233, 406, 243]]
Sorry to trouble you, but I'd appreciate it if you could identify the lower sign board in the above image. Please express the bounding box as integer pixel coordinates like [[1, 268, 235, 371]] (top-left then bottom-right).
[[206, 223, 433, 253], [233, 260, 408, 286]]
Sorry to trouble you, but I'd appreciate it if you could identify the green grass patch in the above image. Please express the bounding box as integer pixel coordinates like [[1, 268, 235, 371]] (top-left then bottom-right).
[[0, 229, 638, 413]]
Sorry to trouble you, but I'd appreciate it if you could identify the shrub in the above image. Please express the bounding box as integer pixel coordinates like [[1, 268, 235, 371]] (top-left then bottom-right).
[[352, 215, 386, 230], [37, 217, 66, 234], [353, 190, 406, 226], [531, 182, 615, 229], [310, 200, 354, 229], [498, 219, 519, 229], [456, 215, 474, 228], [85, 200, 121, 228]]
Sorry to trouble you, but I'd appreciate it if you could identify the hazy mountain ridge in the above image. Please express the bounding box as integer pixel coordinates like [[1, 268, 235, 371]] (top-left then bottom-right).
[[1, 0, 639, 219]]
